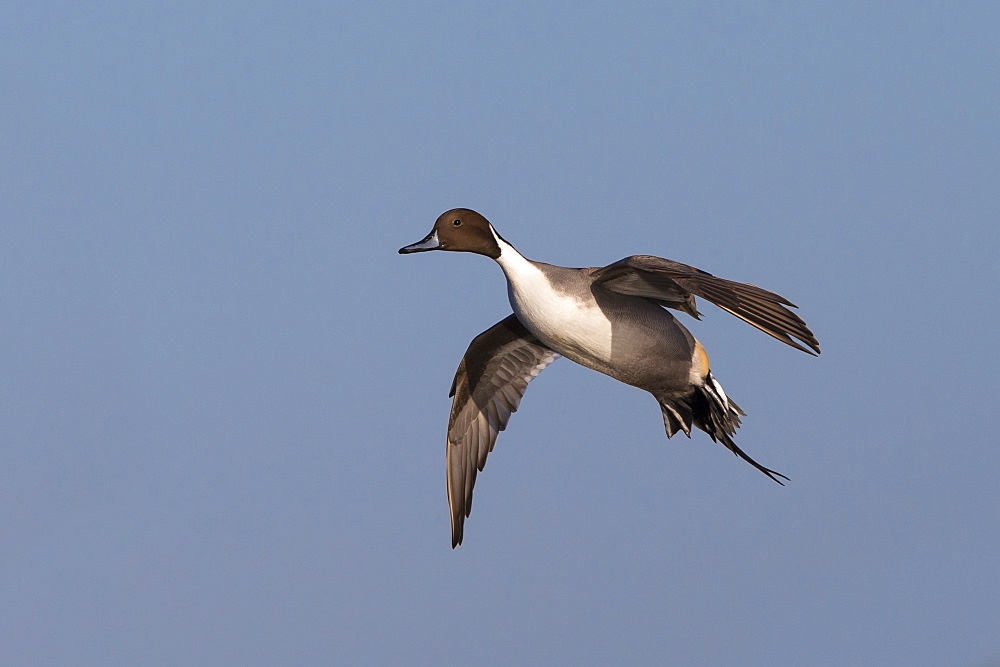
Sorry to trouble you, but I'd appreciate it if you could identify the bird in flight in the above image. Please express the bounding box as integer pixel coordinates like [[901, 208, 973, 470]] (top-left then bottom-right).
[[400, 209, 820, 547]]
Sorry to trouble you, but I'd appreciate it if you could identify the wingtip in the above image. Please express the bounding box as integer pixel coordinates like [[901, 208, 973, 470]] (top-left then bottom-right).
[[800, 338, 821, 356], [780, 332, 821, 356], [799, 342, 822, 356]]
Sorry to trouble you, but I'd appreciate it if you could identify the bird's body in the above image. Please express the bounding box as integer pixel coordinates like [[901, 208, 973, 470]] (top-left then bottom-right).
[[400, 209, 820, 547], [498, 247, 698, 396]]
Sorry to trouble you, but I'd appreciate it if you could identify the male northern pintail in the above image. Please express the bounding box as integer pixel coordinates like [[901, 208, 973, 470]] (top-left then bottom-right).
[[400, 209, 820, 547]]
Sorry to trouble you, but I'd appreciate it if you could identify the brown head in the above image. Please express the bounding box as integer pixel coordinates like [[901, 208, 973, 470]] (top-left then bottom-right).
[[398, 208, 503, 259]]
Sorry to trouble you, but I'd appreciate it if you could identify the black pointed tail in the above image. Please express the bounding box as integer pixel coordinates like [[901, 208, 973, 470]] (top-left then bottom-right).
[[658, 372, 788, 484]]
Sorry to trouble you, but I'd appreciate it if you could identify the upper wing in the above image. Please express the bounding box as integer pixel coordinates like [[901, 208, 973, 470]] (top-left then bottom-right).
[[591, 255, 821, 355], [446, 314, 559, 548]]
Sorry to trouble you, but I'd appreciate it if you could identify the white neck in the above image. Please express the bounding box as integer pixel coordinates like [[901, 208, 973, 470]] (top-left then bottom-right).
[[489, 224, 535, 278]]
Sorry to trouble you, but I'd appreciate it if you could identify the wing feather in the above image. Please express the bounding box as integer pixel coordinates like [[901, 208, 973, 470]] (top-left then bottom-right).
[[446, 314, 559, 547], [592, 255, 820, 355]]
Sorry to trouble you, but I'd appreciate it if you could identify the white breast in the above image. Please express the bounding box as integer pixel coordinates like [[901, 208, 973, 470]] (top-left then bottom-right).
[[493, 235, 613, 364]]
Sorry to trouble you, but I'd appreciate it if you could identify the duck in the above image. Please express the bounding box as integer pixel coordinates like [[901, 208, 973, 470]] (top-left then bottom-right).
[[400, 208, 820, 547]]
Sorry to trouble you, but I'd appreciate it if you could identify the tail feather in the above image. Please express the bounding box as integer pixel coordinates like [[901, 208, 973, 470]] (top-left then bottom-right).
[[658, 371, 787, 484], [659, 400, 692, 437]]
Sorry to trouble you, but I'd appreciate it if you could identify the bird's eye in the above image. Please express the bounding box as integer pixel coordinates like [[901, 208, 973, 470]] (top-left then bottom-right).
[[452, 219, 462, 226]]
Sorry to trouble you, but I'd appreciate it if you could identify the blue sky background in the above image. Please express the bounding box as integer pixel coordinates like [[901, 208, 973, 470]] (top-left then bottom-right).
[[2, 2, 998, 664]]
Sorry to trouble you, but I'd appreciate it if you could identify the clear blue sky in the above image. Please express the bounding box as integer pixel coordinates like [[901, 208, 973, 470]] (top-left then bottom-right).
[[2, 2, 998, 664]]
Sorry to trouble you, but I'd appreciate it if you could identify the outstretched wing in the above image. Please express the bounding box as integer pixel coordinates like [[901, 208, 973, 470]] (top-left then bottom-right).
[[447, 314, 559, 547], [591, 255, 821, 355]]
